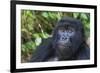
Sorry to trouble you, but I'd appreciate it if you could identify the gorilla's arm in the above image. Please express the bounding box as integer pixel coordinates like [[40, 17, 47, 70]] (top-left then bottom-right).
[[77, 46, 90, 60], [30, 38, 54, 62]]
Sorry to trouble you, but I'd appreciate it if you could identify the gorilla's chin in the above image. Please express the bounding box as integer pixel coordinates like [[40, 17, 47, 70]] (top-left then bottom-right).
[[58, 45, 66, 49], [56, 45, 74, 60]]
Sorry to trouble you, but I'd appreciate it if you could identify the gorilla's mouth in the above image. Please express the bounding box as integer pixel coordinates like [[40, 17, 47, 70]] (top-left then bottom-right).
[[57, 41, 71, 48], [57, 43, 71, 50], [58, 44, 66, 49]]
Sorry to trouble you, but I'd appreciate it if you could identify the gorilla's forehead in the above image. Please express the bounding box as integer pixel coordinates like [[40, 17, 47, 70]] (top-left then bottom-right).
[[59, 17, 81, 23], [57, 17, 82, 29]]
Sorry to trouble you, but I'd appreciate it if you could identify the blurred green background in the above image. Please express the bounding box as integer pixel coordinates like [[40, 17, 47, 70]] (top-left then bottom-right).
[[21, 10, 90, 63]]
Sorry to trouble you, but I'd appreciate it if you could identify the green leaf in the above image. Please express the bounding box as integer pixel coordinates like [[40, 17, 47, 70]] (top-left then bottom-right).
[[73, 13, 80, 18], [80, 13, 88, 20], [35, 37, 42, 46], [21, 44, 26, 53], [32, 33, 40, 38], [42, 12, 49, 18]]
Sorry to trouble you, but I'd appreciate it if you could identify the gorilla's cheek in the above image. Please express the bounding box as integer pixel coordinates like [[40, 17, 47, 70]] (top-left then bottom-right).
[[71, 32, 82, 50]]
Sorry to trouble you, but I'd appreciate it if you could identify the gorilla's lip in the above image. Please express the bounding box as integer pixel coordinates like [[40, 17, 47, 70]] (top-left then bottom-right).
[[58, 44, 66, 48], [58, 43, 71, 49]]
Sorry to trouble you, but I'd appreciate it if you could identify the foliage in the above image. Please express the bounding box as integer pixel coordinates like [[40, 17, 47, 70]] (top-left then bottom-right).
[[21, 10, 90, 62]]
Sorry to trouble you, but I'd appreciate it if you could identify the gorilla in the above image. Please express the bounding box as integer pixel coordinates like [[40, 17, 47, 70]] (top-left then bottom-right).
[[30, 17, 90, 62]]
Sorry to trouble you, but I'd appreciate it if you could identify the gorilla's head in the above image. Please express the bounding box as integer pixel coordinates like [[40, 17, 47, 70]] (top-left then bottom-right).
[[52, 17, 84, 60]]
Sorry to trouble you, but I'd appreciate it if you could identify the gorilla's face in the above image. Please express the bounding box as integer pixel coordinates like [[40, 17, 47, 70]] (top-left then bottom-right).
[[52, 18, 83, 60], [57, 25, 75, 49]]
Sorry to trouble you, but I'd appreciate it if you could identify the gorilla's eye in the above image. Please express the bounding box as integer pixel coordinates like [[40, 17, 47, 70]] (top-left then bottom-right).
[[58, 26, 75, 33], [67, 26, 75, 33]]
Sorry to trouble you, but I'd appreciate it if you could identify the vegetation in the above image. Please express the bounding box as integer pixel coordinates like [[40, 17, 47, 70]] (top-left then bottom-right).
[[21, 10, 90, 62]]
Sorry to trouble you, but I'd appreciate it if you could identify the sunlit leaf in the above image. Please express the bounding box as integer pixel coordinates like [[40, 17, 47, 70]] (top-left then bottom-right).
[[73, 13, 80, 18], [80, 13, 88, 20], [42, 12, 49, 18], [35, 37, 42, 46]]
